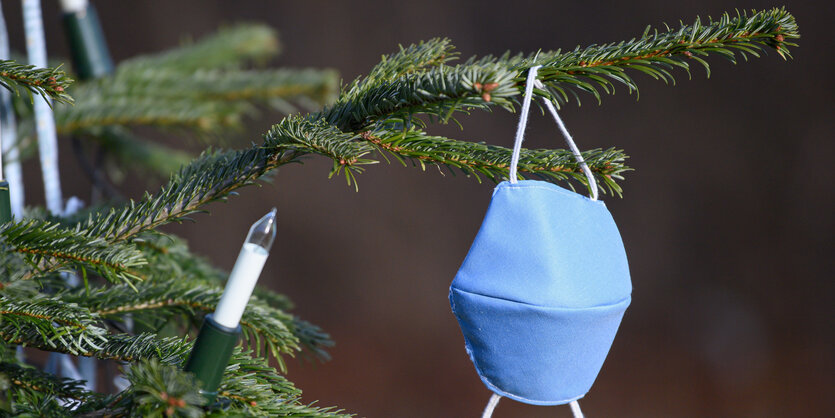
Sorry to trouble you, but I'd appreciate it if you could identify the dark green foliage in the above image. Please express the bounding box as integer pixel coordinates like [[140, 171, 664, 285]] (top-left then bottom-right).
[[527, 8, 799, 105], [0, 219, 146, 286], [362, 121, 628, 195], [0, 59, 73, 105], [208, 349, 347, 417], [105, 354, 348, 417], [0, 293, 107, 356], [0, 8, 797, 417], [0, 361, 102, 406], [117, 24, 280, 72], [9, 23, 338, 180], [124, 359, 206, 418], [64, 279, 329, 370], [322, 53, 518, 132], [0, 238, 26, 285], [78, 145, 283, 242]]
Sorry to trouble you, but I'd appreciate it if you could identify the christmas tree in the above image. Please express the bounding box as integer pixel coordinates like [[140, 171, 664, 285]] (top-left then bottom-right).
[[0, 7, 797, 416]]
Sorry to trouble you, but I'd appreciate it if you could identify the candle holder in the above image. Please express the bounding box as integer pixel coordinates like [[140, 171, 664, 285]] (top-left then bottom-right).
[[0, 180, 10, 223], [184, 314, 241, 403], [61, 2, 113, 80]]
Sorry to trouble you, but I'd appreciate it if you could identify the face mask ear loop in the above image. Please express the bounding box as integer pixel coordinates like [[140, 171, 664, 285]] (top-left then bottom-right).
[[508, 66, 541, 185], [534, 79, 599, 201], [508, 65, 599, 201], [480, 393, 502, 418], [570, 399, 585, 418], [480, 394, 584, 418]]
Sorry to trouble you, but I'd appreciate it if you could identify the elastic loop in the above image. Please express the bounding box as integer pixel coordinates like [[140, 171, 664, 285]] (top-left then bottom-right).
[[508, 66, 599, 200], [534, 79, 598, 201], [481, 393, 502, 418], [570, 400, 585, 418], [508, 66, 540, 185]]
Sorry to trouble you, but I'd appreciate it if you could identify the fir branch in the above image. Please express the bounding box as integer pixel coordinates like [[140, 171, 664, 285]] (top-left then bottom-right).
[[55, 96, 249, 133], [0, 293, 191, 368], [528, 8, 799, 104], [74, 68, 339, 104], [82, 353, 343, 418], [0, 294, 108, 355], [78, 145, 291, 242], [0, 219, 146, 286], [67, 279, 331, 368], [0, 59, 74, 105], [218, 349, 300, 401], [362, 122, 629, 196], [5, 392, 73, 417], [265, 117, 378, 189], [213, 349, 347, 417], [77, 116, 377, 243], [123, 358, 205, 418], [54, 9, 799, 252], [106, 351, 345, 417], [323, 8, 796, 131], [91, 333, 191, 364], [343, 37, 457, 101], [0, 239, 27, 288], [0, 362, 101, 404], [56, 68, 339, 136], [321, 55, 518, 132], [66, 109, 621, 247], [116, 24, 280, 73], [0, 325, 190, 364]]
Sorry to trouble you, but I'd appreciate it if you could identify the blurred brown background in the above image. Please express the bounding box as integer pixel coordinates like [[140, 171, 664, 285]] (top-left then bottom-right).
[[4, 0, 833, 416]]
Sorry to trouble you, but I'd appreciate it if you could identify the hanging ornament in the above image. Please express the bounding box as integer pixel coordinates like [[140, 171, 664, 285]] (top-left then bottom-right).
[[450, 66, 632, 417]]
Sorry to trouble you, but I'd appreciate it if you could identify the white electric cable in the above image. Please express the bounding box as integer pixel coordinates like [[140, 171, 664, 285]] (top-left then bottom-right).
[[0, 1, 23, 217], [22, 0, 63, 215]]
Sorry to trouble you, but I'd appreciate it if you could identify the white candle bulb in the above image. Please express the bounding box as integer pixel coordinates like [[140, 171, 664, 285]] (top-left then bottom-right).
[[213, 208, 277, 328]]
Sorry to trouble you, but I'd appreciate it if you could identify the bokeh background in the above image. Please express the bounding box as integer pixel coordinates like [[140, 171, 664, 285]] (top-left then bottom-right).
[[3, 0, 832, 416]]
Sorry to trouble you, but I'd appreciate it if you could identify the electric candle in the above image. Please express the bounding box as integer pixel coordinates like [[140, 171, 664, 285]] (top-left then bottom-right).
[[213, 208, 277, 328], [185, 208, 277, 401]]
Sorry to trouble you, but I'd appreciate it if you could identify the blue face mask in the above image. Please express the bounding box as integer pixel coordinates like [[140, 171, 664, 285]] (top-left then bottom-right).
[[449, 66, 632, 412]]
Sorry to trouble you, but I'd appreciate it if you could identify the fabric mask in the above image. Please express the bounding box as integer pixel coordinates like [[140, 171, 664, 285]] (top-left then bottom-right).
[[449, 66, 632, 417]]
